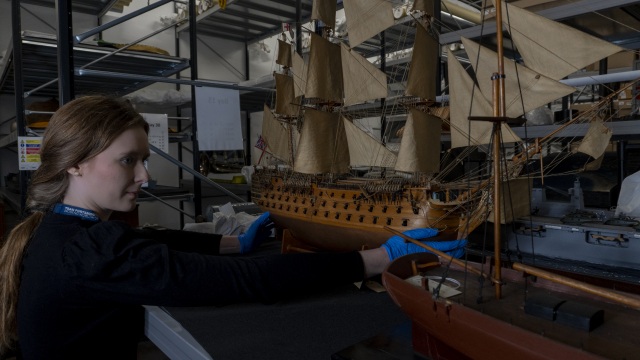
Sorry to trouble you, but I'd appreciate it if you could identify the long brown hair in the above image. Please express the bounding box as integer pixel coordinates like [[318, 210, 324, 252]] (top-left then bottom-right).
[[0, 96, 149, 351]]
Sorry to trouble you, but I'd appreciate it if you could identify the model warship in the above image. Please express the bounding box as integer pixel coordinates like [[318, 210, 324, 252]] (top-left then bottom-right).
[[251, 0, 634, 258]]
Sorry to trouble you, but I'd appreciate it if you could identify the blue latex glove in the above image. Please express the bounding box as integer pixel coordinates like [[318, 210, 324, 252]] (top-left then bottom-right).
[[381, 228, 467, 261], [238, 212, 275, 254]]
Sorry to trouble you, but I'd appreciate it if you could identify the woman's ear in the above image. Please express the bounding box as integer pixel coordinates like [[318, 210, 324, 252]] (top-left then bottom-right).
[[66, 166, 81, 177]]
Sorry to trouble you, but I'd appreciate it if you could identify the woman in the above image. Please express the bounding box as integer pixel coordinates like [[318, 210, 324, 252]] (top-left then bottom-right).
[[0, 96, 465, 359]]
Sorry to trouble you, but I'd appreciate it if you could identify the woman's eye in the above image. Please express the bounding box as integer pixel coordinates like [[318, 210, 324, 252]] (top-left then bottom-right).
[[122, 158, 132, 164]]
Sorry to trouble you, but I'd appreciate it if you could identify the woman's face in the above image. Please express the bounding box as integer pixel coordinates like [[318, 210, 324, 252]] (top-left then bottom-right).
[[66, 127, 150, 219]]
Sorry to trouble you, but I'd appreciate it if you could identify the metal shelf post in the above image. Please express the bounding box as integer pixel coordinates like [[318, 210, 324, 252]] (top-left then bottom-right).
[[12, 0, 28, 214], [189, 0, 202, 216], [56, 0, 75, 104]]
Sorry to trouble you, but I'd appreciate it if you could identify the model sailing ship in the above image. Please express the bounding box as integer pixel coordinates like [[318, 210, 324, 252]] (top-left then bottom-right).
[[251, 0, 632, 257]]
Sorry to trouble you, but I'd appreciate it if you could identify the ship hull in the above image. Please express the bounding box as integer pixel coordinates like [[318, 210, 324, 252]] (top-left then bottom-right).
[[270, 212, 459, 252], [382, 253, 608, 360], [252, 173, 470, 252]]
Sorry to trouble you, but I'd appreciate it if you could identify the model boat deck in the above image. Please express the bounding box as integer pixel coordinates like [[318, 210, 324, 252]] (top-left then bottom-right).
[[383, 252, 640, 360]]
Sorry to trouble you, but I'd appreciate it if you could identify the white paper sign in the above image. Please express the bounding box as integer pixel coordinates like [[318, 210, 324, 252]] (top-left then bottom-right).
[[141, 113, 169, 154], [18, 137, 43, 171], [195, 86, 243, 151]]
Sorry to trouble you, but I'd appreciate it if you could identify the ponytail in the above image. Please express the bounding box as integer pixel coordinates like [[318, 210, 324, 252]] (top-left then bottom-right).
[[0, 211, 45, 352]]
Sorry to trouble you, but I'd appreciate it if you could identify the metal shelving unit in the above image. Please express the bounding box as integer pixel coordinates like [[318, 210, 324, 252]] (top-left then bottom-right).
[[20, 0, 121, 17], [7, 0, 272, 219], [0, 31, 190, 98]]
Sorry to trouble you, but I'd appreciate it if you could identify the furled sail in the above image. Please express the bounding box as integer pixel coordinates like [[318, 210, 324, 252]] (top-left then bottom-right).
[[275, 73, 301, 116], [343, 116, 397, 167], [343, 0, 395, 49], [577, 118, 613, 159], [394, 108, 441, 173], [276, 40, 292, 67], [294, 109, 350, 174], [498, 1, 624, 81], [311, 0, 336, 30], [461, 36, 576, 118], [292, 51, 308, 98], [261, 104, 290, 161], [584, 153, 605, 171], [412, 0, 434, 16], [405, 22, 438, 101], [447, 48, 521, 148], [305, 32, 344, 103], [340, 42, 388, 106]]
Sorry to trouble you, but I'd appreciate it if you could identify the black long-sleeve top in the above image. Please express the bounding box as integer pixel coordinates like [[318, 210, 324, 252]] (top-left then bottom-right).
[[17, 212, 365, 359]]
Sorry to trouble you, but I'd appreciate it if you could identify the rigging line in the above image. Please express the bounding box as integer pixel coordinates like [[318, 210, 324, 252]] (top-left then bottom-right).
[[441, 1, 464, 31], [502, 26, 615, 93], [500, 128, 522, 264], [477, 124, 495, 304], [505, 2, 534, 275], [564, 0, 640, 34], [468, 0, 488, 121]]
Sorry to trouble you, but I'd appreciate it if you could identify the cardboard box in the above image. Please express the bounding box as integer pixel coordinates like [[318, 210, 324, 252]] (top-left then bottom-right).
[[586, 51, 638, 72], [617, 82, 633, 100], [570, 102, 597, 113], [483, 0, 564, 19], [617, 100, 633, 117]]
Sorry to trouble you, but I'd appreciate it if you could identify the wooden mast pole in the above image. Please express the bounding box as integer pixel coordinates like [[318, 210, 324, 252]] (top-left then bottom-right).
[[493, 0, 507, 300]]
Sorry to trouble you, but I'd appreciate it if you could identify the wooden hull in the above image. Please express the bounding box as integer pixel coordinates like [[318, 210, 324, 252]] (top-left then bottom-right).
[[381, 253, 640, 360], [252, 174, 473, 252]]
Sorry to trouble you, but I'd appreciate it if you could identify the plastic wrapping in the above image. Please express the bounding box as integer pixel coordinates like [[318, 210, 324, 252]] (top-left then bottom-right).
[[124, 88, 191, 107], [183, 212, 259, 236], [525, 106, 554, 126], [241, 166, 255, 185], [615, 170, 640, 218]]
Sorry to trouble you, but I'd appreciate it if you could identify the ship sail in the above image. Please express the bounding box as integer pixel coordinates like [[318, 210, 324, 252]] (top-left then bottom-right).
[[394, 108, 442, 173], [412, 0, 434, 16], [292, 52, 308, 98], [275, 73, 301, 116], [305, 32, 344, 103], [461, 36, 576, 118], [577, 118, 613, 159], [342, 116, 397, 167], [311, 0, 336, 31], [294, 108, 350, 174], [276, 40, 292, 67], [497, 1, 624, 81], [405, 22, 439, 101], [340, 42, 388, 106], [261, 104, 290, 162], [488, 178, 533, 224], [343, 0, 395, 49], [447, 48, 521, 148]]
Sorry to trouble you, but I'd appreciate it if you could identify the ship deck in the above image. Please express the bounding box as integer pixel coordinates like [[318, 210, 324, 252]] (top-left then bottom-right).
[[421, 264, 640, 359]]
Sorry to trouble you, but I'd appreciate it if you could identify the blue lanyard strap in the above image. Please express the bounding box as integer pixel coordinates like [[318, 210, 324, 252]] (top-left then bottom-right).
[[52, 203, 101, 222]]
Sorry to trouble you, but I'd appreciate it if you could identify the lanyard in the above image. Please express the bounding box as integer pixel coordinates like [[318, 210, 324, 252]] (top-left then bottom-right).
[[52, 203, 101, 222]]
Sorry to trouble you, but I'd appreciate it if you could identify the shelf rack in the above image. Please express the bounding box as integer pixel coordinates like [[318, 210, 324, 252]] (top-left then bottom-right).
[[7, 0, 273, 219], [0, 31, 190, 98], [20, 0, 121, 17]]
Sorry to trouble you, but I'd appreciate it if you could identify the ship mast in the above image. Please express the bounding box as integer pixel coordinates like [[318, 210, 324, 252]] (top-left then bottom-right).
[[492, 0, 507, 300]]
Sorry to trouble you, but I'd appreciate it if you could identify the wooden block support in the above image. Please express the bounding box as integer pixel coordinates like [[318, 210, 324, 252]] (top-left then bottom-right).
[[281, 229, 321, 254]]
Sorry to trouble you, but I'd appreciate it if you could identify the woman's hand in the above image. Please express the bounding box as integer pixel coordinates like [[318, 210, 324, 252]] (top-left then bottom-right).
[[237, 212, 275, 254], [381, 228, 467, 261]]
